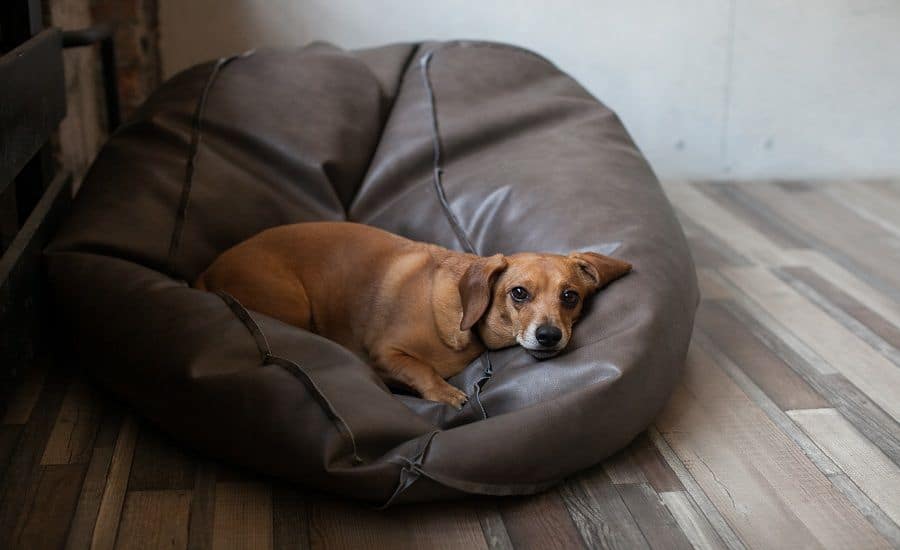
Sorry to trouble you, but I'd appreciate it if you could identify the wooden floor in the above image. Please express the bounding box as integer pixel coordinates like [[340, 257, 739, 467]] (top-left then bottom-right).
[[2, 180, 900, 549]]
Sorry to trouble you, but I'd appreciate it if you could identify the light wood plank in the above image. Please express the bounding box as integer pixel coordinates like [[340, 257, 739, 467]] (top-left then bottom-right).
[[647, 428, 746, 550], [720, 265, 900, 423], [91, 415, 139, 550], [661, 181, 789, 265], [696, 300, 828, 411], [41, 379, 102, 465], [114, 490, 191, 550], [783, 249, 900, 331], [788, 408, 900, 528], [743, 183, 900, 298], [697, 183, 810, 249], [660, 491, 727, 550], [698, 268, 734, 300], [657, 343, 889, 549], [827, 183, 900, 239], [212, 482, 273, 550]]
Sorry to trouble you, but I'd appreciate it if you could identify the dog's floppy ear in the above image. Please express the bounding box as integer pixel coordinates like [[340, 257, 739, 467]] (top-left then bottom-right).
[[569, 251, 632, 291], [459, 254, 508, 331]]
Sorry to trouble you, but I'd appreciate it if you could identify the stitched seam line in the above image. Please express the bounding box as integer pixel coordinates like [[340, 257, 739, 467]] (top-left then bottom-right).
[[215, 291, 363, 465], [167, 52, 250, 275], [419, 47, 476, 254]]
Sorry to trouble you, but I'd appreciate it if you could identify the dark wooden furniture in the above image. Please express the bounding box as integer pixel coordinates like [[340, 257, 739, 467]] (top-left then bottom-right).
[[0, 1, 118, 413]]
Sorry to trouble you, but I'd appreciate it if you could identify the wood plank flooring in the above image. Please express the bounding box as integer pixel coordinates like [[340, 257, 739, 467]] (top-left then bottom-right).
[[2, 180, 899, 549]]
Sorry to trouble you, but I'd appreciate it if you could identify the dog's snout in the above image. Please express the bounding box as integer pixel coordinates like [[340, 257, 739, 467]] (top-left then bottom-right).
[[535, 324, 562, 347]]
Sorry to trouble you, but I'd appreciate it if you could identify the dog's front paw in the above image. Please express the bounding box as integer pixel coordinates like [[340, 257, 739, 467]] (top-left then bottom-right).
[[422, 382, 469, 410]]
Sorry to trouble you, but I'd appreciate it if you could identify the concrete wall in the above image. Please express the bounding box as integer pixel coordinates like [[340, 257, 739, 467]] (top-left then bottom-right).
[[159, 0, 900, 181]]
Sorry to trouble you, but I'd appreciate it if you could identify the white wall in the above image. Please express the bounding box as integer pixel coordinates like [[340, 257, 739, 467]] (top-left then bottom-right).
[[159, 0, 900, 181]]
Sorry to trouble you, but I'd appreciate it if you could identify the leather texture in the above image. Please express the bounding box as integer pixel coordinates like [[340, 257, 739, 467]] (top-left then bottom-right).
[[46, 40, 698, 504]]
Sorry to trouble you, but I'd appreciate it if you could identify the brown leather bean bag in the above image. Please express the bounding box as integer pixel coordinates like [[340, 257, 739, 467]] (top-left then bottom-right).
[[46, 41, 698, 504]]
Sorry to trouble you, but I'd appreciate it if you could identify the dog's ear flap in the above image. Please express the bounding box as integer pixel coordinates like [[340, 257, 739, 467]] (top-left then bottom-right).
[[459, 254, 508, 331], [570, 252, 632, 291]]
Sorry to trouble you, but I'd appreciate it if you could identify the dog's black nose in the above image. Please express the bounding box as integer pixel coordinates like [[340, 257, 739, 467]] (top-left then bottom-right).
[[535, 324, 562, 347]]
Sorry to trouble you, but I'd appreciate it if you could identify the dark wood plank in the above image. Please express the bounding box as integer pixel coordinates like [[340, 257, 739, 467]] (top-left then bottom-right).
[[560, 467, 650, 550], [272, 485, 309, 550], [187, 462, 216, 550], [64, 404, 123, 550], [499, 489, 586, 550], [472, 499, 514, 550], [0, 364, 68, 547], [41, 379, 102, 465], [617, 483, 693, 550], [782, 266, 900, 353], [114, 490, 192, 550], [719, 299, 900, 464], [13, 463, 87, 549], [127, 423, 196, 491], [696, 300, 828, 411], [628, 433, 685, 493], [0, 28, 66, 190]]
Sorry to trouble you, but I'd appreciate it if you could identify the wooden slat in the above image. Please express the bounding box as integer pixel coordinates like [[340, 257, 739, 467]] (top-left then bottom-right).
[[697, 268, 734, 300], [559, 467, 650, 549], [605, 432, 685, 493], [826, 183, 900, 239], [272, 485, 309, 550], [12, 463, 87, 549], [127, 425, 196, 491], [695, 300, 828, 411], [499, 489, 586, 550], [783, 249, 900, 330], [472, 500, 514, 550], [659, 491, 727, 550], [0, 28, 66, 190], [617, 483, 693, 550], [114, 490, 191, 550], [187, 462, 216, 550], [720, 265, 900, 423], [603, 445, 648, 485], [697, 183, 810, 249], [41, 379, 102, 465], [65, 405, 123, 550], [781, 266, 900, 357], [742, 182, 900, 298], [789, 408, 900, 528], [0, 365, 67, 547], [647, 428, 746, 550], [308, 497, 489, 550], [716, 298, 900, 465], [91, 415, 139, 550], [674, 209, 752, 268], [661, 181, 788, 265], [212, 482, 273, 550], [657, 343, 889, 549]]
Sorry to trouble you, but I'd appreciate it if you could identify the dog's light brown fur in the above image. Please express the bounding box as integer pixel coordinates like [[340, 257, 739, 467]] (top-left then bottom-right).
[[195, 222, 631, 408]]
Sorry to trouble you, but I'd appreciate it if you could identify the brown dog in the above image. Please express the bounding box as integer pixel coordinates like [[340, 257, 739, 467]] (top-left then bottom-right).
[[195, 222, 631, 408]]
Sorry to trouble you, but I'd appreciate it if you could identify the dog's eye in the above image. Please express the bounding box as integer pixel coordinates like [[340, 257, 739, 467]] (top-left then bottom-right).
[[509, 287, 530, 302], [561, 290, 580, 307]]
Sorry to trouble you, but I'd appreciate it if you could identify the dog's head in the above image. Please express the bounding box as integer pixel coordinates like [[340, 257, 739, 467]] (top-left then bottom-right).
[[459, 251, 632, 359]]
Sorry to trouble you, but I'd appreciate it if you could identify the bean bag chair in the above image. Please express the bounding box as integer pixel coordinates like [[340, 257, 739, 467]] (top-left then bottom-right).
[[46, 41, 698, 504]]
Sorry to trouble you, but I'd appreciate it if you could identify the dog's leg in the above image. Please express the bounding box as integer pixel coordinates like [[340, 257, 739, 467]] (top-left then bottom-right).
[[373, 350, 469, 409]]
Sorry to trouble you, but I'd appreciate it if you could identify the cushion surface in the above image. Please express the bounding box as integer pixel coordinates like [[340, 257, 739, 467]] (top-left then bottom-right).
[[46, 41, 698, 504]]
